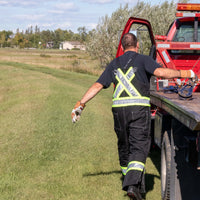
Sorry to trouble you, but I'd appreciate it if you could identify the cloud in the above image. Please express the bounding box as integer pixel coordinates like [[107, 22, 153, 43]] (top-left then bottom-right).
[[82, 0, 114, 4], [47, 2, 79, 18], [122, 0, 138, 4], [0, 0, 125, 33], [0, 0, 39, 7], [0, 1, 8, 6], [0, 0, 71, 8], [54, 2, 79, 11], [86, 23, 97, 30], [15, 14, 45, 21], [56, 22, 71, 29], [48, 10, 65, 14], [37, 22, 71, 30]]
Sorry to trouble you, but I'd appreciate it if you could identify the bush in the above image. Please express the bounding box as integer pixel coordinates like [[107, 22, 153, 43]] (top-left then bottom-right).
[[86, 1, 179, 68], [72, 59, 79, 66], [40, 54, 51, 58]]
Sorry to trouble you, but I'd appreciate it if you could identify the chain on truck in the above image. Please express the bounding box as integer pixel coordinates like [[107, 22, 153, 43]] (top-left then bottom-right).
[[117, 3, 200, 200]]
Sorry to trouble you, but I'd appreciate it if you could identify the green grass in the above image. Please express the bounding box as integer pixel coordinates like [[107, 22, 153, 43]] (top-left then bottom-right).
[[0, 60, 161, 200]]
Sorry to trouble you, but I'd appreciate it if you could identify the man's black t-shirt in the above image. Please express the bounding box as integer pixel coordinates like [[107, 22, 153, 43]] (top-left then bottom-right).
[[96, 51, 161, 92]]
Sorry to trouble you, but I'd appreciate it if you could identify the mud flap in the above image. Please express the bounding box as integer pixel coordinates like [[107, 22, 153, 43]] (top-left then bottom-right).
[[197, 133, 200, 170]]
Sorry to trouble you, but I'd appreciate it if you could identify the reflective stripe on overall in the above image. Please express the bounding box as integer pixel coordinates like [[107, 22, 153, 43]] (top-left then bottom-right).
[[112, 67, 150, 107], [121, 166, 127, 176], [121, 161, 145, 175]]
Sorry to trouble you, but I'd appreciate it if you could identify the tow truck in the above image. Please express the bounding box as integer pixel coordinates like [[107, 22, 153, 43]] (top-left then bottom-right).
[[116, 3, 200, 200]]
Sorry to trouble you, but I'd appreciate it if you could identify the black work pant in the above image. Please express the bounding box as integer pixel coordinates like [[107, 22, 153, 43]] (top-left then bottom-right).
[[112, 106, 151, 191]]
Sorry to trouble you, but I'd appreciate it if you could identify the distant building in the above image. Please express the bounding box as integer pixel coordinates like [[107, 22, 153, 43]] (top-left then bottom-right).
[[61, 41, 86, 50], [46, 41, 54, 49]]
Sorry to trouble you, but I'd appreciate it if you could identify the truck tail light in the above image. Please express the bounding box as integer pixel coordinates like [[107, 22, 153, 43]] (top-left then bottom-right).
[[177, 3, 200, 11]]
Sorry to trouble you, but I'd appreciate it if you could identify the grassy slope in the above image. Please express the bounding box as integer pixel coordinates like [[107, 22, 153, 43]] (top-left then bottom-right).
[[0, 61, 160, 200], [0, 48, 103, 76]]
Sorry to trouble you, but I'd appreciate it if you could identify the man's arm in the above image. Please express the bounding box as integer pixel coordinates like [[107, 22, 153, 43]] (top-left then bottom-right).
[[154, 68, 180, 78], [80, 82, 103, 104], [71, 82, 103, 123], [154, 68, 196, 79]]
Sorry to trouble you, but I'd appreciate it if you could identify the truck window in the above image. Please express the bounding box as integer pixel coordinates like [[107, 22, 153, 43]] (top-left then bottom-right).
[[129, 23, 152, 56], [173, 22, 200, 42], [171, 21, 200, 55]]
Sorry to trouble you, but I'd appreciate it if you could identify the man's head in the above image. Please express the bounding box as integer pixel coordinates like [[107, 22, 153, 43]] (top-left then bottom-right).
[[121, 33, 138, 52]]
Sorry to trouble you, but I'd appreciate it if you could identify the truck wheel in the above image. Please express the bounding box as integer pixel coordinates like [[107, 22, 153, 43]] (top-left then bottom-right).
[[161, 131, 171, 200]]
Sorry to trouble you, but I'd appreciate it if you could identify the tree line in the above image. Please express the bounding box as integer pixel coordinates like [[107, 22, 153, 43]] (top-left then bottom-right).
[[0, 26, 88, 49]]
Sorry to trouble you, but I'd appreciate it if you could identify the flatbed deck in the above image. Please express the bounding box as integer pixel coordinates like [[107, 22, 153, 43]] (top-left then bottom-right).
[[150, 91, 200, 131]]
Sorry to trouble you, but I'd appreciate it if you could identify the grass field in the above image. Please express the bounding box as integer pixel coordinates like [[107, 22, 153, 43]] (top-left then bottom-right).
[[0, 48, 103, 76], [0, 49, 161, 200]]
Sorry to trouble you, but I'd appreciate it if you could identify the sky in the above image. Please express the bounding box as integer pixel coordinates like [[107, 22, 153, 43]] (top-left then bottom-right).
[[0, 0, 197, 33]]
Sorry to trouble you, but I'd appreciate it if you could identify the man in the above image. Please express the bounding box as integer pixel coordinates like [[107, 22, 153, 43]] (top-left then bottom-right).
[[71, 33, 197, 200]]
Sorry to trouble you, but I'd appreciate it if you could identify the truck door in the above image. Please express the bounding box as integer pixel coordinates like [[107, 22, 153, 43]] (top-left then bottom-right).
[[116, 17, 156, 59]]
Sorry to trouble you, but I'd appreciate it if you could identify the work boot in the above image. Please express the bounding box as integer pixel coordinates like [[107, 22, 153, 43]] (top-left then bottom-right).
[[127, 185, 142, 200]]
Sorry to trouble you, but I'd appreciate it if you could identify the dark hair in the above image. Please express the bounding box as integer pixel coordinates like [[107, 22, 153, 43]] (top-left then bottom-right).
[[121, 33, 137, 50]]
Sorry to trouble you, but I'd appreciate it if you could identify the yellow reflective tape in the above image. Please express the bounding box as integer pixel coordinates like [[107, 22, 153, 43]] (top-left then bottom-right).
[[112, 97, 150, 107], [113, 67, 150, 108], [113, 82, 121, 98], [117, 68, 140, 97], [128, 161, 145, 167], [120, 68, 140, 97], [113, 67, 134, 99], [115, 76, 125, 98], [126, 161, 145, 174], [113, 97, 150, 101], [126, 167, 143, 173], [112, 103, 151, 108], [121, 166, 127, 175], [125, 67, 135, 82]]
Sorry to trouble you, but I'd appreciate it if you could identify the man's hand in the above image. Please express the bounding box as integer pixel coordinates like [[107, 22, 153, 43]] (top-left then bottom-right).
[[180, 70, 198, 82], [71, 82, 103, 123], [190, 70, 199, 83], [154, 68, 199, 82], [71, 101, 85, 123]]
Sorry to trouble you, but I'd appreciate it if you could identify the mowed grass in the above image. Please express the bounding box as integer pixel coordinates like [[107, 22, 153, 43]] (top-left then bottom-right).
[[0, 52, 161, 200], [0, 48, 103, 76]]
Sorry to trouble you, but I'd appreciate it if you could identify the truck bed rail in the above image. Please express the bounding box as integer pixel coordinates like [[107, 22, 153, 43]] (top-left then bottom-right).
[[150, 91, 200, 131]]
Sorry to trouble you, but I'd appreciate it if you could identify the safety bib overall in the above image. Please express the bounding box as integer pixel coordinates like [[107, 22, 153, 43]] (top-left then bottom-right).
[[112, 66, 151, 192]]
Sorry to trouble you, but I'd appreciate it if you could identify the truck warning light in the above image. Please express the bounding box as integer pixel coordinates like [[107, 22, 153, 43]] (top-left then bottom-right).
[[177, 3, 200, 11]]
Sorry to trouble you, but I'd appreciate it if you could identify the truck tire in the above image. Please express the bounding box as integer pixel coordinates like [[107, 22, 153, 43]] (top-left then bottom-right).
[[161, 131, 171, 200]]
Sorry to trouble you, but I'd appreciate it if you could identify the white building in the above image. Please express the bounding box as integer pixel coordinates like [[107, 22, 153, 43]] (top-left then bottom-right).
[[61, 41, 86, 50]]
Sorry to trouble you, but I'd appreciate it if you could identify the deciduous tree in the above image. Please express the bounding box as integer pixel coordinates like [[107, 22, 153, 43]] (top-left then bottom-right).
[[86, 0, 188, 67]]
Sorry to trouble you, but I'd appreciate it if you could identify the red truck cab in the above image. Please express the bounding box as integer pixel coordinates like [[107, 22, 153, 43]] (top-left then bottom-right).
[[116, 3, 200, 92]]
